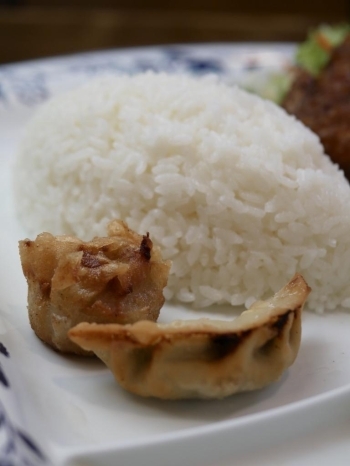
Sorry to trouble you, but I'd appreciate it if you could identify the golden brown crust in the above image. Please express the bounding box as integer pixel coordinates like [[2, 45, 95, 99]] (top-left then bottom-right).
[[19, 220, 171, 355], [69, 274, 310, 399]]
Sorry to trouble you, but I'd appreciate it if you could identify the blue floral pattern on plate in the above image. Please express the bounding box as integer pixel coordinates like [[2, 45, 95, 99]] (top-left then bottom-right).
[[0, 44, 294, 108], [0, 342, 50, 466]]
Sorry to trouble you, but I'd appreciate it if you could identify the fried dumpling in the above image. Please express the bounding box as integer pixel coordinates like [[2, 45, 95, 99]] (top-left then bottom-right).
[[69, 274, 310, 399], [19, 220, 171, 355]]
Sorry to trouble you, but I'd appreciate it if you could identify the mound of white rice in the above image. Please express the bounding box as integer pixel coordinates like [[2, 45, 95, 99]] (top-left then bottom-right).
[[14, 72, 350, 312]]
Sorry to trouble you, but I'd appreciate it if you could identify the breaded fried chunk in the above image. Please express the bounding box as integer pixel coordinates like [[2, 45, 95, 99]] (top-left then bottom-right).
[[19, 220, 171, 355], [283, 35, 350, 179]]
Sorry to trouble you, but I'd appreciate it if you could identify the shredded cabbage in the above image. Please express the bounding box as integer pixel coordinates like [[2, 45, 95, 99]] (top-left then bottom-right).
[[296, 24, 350, 75], [242, 24, 350, 103]]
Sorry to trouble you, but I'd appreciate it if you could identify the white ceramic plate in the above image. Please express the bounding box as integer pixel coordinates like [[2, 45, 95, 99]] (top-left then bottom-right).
[[1, 44, 350, 466]]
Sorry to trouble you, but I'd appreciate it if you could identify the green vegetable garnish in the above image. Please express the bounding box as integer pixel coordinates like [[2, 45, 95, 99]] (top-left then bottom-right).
[[240, 23, 350, 104], [296, 23, 350, 75], [257, 72, 293, 104]]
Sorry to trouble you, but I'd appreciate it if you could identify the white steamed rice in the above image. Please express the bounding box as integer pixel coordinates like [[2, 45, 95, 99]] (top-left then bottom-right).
[[13, 72, 350, 312]]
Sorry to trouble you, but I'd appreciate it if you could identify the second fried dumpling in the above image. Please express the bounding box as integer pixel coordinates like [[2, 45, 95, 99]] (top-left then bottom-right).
[[69, 274, 310, 399]]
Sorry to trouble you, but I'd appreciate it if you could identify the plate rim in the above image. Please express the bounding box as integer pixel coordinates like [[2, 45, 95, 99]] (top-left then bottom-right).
[[0, 41, 297, 71]]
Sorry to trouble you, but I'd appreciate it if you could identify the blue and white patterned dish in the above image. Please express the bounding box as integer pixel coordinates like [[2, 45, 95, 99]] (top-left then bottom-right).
[[0, 43, 294, 109], [0, 342, 49, 465], [1, 44, 350, 466]]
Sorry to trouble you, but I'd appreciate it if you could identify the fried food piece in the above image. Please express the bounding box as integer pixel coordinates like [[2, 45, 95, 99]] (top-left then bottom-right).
[[19, 220, 171, 355], [69, 274, 310, 399], [283, 35, 350, 179]]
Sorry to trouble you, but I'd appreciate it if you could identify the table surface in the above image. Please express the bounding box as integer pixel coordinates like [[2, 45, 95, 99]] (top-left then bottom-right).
[[0, 1, 349, 64]]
